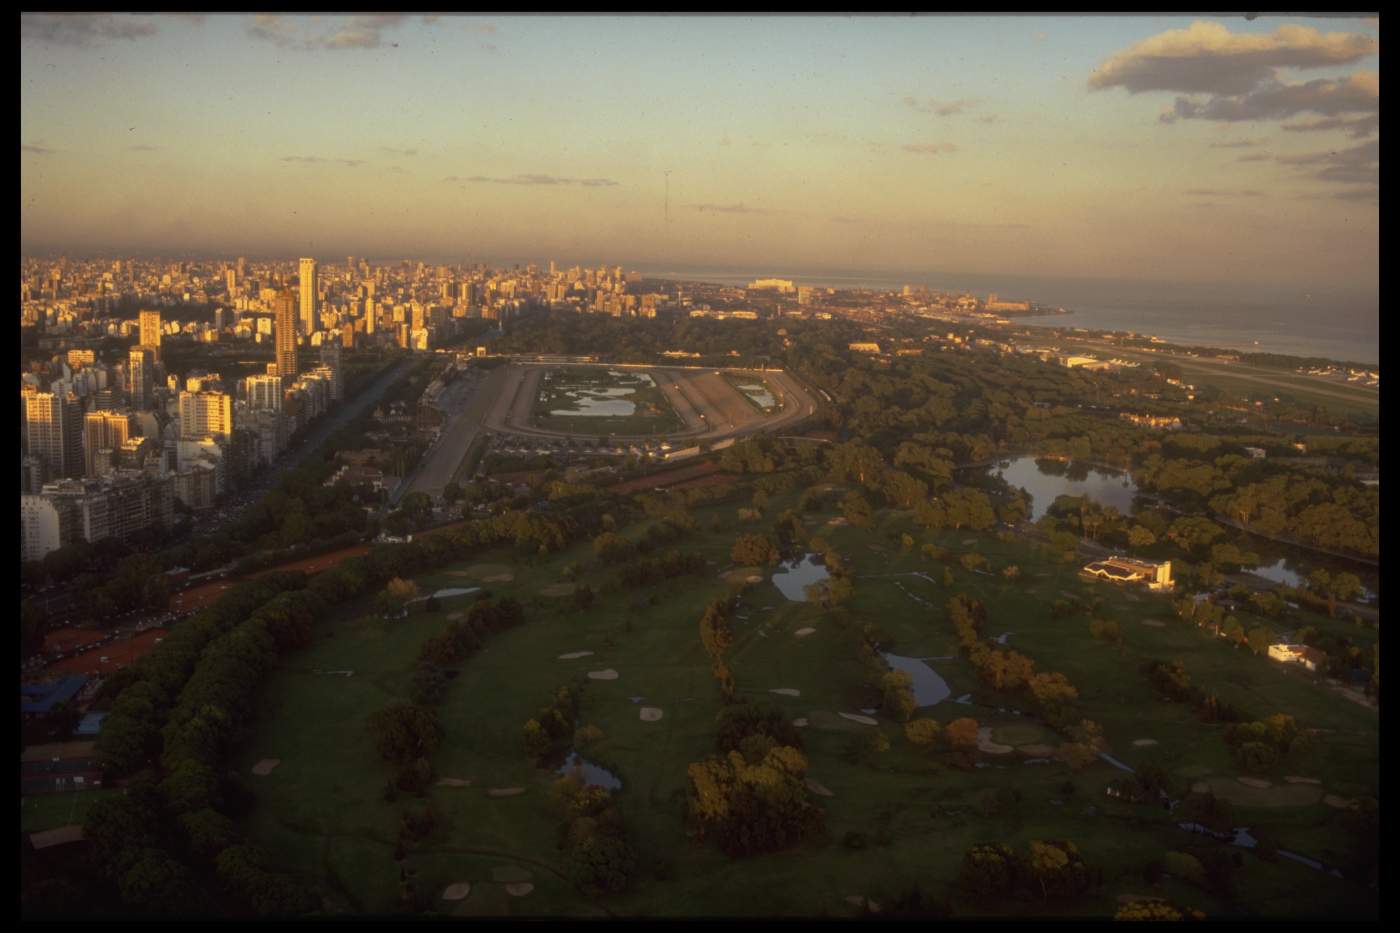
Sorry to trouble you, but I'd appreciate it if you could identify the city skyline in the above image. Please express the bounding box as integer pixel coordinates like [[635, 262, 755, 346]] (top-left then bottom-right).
[[21, 13, 1379, 295]]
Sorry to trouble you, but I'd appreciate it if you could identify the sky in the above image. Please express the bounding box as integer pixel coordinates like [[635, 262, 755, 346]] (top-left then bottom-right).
[[20, 13, 1379, 295]]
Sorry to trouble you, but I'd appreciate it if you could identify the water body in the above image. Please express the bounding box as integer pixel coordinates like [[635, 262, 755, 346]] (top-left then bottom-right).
[[771, 554, 830, 601], [634, 266, 1378, 365], [1098, 752, 1137, 773], [735, 383, 777, 409], [882, 653, 952, 706], [1251, 559, 1307, 589], [408, 587, 480, 606], [992, 457, 1139, 522], [549, 386, 637, 417], [556, 751, 623, 790]]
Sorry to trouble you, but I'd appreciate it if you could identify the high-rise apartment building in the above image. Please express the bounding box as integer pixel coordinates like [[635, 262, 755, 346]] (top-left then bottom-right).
[[299, 257, 318, 336], [25, 391, 84, 480], [274, 292, 298, 380], [246, 374, 284, 412], [128, 347, 154, 410], [178, 390, 233, 442], [139, 308, 162, 358], [83, 410, 134, 477]]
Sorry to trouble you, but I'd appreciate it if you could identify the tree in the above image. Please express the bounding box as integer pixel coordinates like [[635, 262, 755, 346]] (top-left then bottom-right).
[[945, 717, 980, 764], [730, 533, 778, 566], [880, 671, 916, 722], [1246, 627, 1271, 656], [904, 718, 941, 749], [1027, 839, 1089, 900], [367, 703, 443, 764], [841, 491, 873, 526], [1127, 525, 1157, 549], [958, 843, 1019, 898]]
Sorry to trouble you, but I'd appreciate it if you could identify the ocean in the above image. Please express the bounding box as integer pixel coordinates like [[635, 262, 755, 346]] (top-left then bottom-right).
[[635, 266, 1380, 366]]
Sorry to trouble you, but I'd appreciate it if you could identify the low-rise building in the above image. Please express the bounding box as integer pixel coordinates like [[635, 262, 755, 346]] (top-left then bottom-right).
[[1082, 555, 1173, 590], [1267, 643, 1324, 672]]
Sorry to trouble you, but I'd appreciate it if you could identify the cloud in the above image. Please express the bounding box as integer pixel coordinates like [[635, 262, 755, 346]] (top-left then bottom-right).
[[1235, 153, 1272, 162], [281, 155, 365, 167], [128, 144, 160, 151], [1184, 188, 1265, 197], [903, 96, 978, 116], [977, 114, 1001, 125], [246, 14, 418, 50], [22, 144, 55, 154], [1089, 21, 1376, 96], [1278, 139, 1379, 187], [463, 174, 619, 186], [1159, 72, 1379, 124], [1208, 138, 1261, 148], [21, 13, 158, 46], [693, 203, 772, 215], [1281, 114, 1379, 138], [902, 143, 958, 156], [830, 216, 863, 224], [380, 147, 418, 157]]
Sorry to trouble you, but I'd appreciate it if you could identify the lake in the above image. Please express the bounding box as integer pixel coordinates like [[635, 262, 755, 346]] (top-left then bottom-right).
[[772, 554, 829, 601], [883, 652, 951, 707], [991, 457, 1139, 522]]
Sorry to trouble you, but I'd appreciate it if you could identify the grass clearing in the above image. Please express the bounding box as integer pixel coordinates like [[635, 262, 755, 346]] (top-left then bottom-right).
[[532, 367, 683, 436], [239, 490, 1376, 918]]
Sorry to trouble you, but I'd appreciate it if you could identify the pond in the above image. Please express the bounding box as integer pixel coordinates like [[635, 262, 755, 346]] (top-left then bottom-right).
[[772, 554, 829, 601], [1250, 558, 1307, 589], [990, 456, 1139, 522], [555, 751, 623, 790], [549, 387, 637, 417], [883, 652, 952, 707], [735, 382, 777, 410]]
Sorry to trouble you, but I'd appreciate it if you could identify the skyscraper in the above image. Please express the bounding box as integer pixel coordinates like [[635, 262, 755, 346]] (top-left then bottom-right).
[[25, 391, 84, 480], [299, 257, 318, 335], [139, 308, 162, 359], [274, 292, 298, 380], [128, 347, 154, 410]]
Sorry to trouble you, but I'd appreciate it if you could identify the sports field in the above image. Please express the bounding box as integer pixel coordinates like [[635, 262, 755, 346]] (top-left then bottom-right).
[[239, 487, 1377, 918]]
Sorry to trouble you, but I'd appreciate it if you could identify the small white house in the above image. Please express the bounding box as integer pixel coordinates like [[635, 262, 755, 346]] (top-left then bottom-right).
[[1267, 644, 1322, 672]]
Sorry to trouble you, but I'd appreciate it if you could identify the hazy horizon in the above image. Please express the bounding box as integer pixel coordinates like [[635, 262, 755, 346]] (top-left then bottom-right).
[[22, 13, 1379, 298]]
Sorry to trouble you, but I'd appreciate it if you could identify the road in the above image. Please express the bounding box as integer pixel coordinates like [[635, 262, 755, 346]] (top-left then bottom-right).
[[398, 365, 512, 503]]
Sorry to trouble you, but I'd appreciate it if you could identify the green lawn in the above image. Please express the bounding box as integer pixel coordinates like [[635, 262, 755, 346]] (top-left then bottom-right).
[[22, 789, 121, 834], [532, 368, 684, 437], [239, 489, 1377, 918]]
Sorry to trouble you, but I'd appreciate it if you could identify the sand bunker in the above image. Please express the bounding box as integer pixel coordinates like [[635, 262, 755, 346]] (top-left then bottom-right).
[[770, 688, 801, 697], [1140, 620, 1166, 628], [504, 883, 534, 897], [558, 651, 593, 660], [441, 883, 471, 901], [723, 567, 763, 583], [447, 612, 464, 621], [540, 583, 576, 597], [962, 538, 977, 545], [977, 727, 1015, 755], [1324, 794, 1354, 809], [794, 627, 816, 638], [29, 826, 84, 849], [805, 778, 834, 797], [1132, 739, 1159, 747], [746, 575, 764, 584], [826, 517, 848, 526], [1018, 744, 1057, 758], [839, 713, 879, 726], [446, 571, 474, 578], [587, 669, 619, 681], [487, 787, 525, 797], [1238, 777, 1272, 789], [483, 573, 515, 583], [436, 778, 472, 787], [252, 759, 280, 776], [793, 718, 809, 727], [640, 707, 663, 722], [1284, 776, 1321, 785]]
